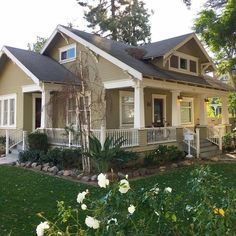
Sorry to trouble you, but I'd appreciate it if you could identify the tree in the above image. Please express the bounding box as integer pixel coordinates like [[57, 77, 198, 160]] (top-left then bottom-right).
[[77, 0, 151, 46], [194, 0, 236, 85], [27, 36, 47, 53]]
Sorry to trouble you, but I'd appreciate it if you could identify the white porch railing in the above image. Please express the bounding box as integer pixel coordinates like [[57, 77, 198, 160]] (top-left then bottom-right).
[[8, 128, 24, 149], [146, 127, 177, 144], [207, 126, 224, 150], [183, 127, 200, 158]]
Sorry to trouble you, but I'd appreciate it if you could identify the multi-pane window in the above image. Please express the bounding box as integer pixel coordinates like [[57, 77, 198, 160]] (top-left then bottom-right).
[[120, 91, 134, 126], [0, 94, 16, 127], [67, 96, 77, 125], [180, 99, 193, 125], [59, 44, 76, 63]]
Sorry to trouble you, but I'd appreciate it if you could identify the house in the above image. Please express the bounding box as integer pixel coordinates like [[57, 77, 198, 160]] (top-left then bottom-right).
[[0, 25, 233, 157]]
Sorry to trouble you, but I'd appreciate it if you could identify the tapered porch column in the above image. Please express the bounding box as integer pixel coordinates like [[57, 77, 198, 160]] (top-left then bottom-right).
[[198, 94, 207, 126], [41, 86, 52, 129], [221, 96, 229, 124], [133, 81, 145, 129], [171, 90, 181, 126]]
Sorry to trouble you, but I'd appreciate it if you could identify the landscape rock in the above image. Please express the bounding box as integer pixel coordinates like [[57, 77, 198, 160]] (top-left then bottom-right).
[[90, 175, 97, 181], [20, 162, 26, 167], [179, 161, 192, 167], [43, 163, 50, 168], [138, 168, 147, 176], [42, 166, 49, 172], [159, 166, 166, 172], [81, 176, 90, 182], [106, 172, 118, 182], [70, 169, 80, 177], [25, 162, 32, 168], [63, 170, 72, 176], [132, 170, 140, 177], [171, 163, 178, 168], [210, 157, 219, 162], [117, 172, 126, 179], [146, 168, 156, 175], [16, 161, 20, 167], [57, 170, 64, 176], [77, 173, 84, 180], [10, 162, 16, 166], [48, 166, 59, 175], [31, 162, 38, 168], [35, 165, 42, 171]]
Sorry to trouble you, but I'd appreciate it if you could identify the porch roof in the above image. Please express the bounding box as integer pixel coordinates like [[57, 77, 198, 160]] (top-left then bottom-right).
[[60, 26, 233, 92], [4, 46, 78, 84]]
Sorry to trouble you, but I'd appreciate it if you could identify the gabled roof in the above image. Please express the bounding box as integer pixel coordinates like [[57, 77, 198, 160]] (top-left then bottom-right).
[[1, 46, 78, 85], [140, 33, 193, 59]]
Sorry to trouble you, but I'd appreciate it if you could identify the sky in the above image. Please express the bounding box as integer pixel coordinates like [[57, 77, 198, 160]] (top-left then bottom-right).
[[0, 0, 206, 50]]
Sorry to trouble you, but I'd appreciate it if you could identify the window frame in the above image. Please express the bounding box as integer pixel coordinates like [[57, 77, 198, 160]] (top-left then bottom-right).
[[0, 94, 17, 129], [119, 91, 134, 128], [169, 52, 198, 75], [180, 97, 194, 126], [59, 43, 76, 64]]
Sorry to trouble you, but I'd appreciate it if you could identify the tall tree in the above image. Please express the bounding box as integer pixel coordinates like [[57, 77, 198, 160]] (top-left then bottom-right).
[[27, 36, 47, 53], [77, 0, 151, 45]]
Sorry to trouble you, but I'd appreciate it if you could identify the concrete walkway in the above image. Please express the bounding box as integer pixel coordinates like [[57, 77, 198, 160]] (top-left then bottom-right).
[[0, 153, 18, 165]]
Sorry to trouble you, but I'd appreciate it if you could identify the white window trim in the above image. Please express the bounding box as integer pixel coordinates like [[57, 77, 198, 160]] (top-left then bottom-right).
[[152, 94, 166, 124], [169, 51, 199, 76], [66, 92, 91, 127], [59, 43, 76, 64], [0, 93, 17, 129], [119, 91, 134, 128], [180, 97, 194, 126], [32, 93, 42, 131]]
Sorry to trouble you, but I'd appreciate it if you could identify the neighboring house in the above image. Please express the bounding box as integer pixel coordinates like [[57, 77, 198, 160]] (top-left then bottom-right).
[[0, 25, 233, 157]]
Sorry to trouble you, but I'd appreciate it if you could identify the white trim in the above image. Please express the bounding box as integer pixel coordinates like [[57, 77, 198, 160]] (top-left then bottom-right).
[[152, 94, 166, 124], [59, 43, 76, 64], [180, 97, 194, 126], [22, 84, 42, 93], [32, 93, 42, 131], [168, 51, 199, 76], [41, 25, 142, 80], [40, 28, 59, 54], [0, 93, 17, 128], [119, 91, 134, 128], [103, 79, 135, 89], [1, 47, 40, 85]]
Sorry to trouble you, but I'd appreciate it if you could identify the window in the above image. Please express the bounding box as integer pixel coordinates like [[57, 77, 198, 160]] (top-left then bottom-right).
[[120, 91, 134, 127], [0, 94, 16, 127], [180, 98, 193, 125], [169, 53, 198, 75], [59, 43, 76, 63], [79, 96, 90, 125], [67, 96, 77, 125]]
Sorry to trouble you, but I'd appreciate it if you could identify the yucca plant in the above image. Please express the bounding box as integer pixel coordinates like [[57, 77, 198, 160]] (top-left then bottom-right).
[[84, 135, 125, 172]]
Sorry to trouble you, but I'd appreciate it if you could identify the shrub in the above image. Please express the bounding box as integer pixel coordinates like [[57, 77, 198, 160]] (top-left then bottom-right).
[[28, 132, 49, 153], [144, 145, 184, 167], [19, 150, 42, 163], [0, 136, 6, 145], [222, 133, 234, 151]]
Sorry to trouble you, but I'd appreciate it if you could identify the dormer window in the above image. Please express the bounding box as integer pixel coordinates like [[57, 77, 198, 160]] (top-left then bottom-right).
[[59, 43, 76, 63], [169, 52, 198, 75]]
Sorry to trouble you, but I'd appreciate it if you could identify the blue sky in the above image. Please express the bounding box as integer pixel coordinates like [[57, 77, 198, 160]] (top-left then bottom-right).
[[0, 0, 205, 50]]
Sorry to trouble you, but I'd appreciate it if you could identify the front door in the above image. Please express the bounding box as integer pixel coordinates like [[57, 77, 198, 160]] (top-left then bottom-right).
[[153, 98, 164, 127], [35, 98, 41, 129]]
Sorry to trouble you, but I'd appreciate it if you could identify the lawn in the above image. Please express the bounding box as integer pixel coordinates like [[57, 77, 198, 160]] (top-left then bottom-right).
[[1, 163, 236, 235]]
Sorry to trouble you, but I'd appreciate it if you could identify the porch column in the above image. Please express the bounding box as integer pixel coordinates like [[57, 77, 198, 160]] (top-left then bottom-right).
[[133, 81, 145, 129], [198, 94, 207, 126], [41, 87, 52, 128], [171, 90, 181, 126], [221, 96, 229, 124]]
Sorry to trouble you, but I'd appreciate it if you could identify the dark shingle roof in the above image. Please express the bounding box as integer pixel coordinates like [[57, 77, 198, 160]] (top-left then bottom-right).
[[140, 33, 193, 59], [5, 46, 78, 84], [63, 26, 233, 91]]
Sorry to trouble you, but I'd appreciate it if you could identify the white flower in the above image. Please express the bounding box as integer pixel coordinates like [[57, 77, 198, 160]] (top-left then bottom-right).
[[128, 204, 135, 214], [107, 218, 118, 225], [119, 179, 130, 194], [125, 174, 128, 179], [97, 173, 109, 188], [150, 187, 160, 194], [154, 211, 160, 216], [36, 221, 50, 236], [85, 216, 100, 229], [164, 187, 172, 193], [77, 189, 89, 204], [81, 204, 87, 210], [185, 205, 193, 212]]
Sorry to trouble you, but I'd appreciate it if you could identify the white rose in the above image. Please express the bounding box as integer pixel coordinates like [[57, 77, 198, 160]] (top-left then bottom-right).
[[81, 204, 87, 210], [77, 189, 89, 204], [164, 187, 172, 193], [36, 221, 50, 236], [119, 179, 130, 194], [128, 204, 135, 214], [97, 173, 109, 188], [85, 216, 100, 229]]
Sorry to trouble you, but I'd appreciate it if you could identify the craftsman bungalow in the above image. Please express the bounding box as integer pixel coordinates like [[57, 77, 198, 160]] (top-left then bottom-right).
[[0, 25, 233, 157]]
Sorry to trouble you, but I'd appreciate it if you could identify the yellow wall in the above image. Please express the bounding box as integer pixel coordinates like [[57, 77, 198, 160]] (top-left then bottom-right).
[[0, 59, 35, 130]]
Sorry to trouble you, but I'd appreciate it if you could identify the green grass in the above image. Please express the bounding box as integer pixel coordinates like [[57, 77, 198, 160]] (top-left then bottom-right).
[[1, 163, 236, 235]]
